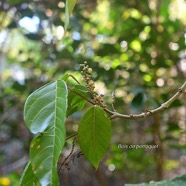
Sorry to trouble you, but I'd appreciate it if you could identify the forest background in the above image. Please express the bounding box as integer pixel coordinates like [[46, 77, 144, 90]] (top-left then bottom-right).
[[0, 0, 186, 185]]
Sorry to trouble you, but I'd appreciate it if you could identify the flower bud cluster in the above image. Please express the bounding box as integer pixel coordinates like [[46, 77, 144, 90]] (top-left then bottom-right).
[[80, 62, 106, 108]]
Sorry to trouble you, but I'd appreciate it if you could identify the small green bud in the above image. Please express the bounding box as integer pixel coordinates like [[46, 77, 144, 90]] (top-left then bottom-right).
[[87, 68, 92, 74]]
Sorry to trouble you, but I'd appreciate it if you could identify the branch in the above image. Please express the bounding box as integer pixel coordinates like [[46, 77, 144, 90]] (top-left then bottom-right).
[[66, 132, 78, 140], [109, 81, 186, 120], [67, 76, 186, 120], [68, 74, 80, 84]]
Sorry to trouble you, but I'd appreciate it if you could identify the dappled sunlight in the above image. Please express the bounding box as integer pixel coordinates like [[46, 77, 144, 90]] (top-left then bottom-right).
[[0, 0, 186, 185], [169, 0, 186, 24], [19, 16, 39, 33]]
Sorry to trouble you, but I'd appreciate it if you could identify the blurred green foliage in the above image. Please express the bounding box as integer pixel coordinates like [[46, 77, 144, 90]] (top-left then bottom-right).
[[0, 0, 186, 185]]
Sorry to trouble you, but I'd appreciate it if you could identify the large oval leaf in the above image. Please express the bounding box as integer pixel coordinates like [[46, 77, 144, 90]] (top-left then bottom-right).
[[78, 106, 111, 169], [23, 80, 68, 186], [24, 80, 67, 134]]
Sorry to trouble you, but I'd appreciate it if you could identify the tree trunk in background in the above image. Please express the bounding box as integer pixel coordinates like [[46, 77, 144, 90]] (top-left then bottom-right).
[[152, 114, 164, 180]]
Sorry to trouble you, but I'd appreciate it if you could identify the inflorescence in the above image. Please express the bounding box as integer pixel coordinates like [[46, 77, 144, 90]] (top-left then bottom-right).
[[80, 61, 106, 108]]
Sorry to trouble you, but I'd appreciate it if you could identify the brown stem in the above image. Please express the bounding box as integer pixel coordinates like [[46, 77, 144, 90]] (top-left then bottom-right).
[[95, 166, 107, 186], [109, 81, 186, 120], [68, 74, 80, 84], [66, 132, 78, 141]]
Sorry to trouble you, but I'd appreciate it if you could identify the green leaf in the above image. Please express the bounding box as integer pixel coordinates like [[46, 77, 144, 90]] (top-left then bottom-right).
[[8, 0, 22, 5], [60, 73, 69, 82], [67, 84, 88, 116], [126, 174, 186, 186], [78, 106, 111, 169], [24, 80, 66, 134], [65, 0, 77, 30], [24, 80, 68, 186], [170, 144, 186, 150], [160, 0, 170, 19], [19, 162, 40, 186]]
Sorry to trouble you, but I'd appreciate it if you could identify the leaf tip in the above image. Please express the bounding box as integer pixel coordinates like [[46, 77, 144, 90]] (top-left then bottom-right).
[[93, 163, 99, 170]]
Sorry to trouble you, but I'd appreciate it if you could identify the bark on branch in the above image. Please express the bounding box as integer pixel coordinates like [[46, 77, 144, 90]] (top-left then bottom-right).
[[109, 80, 186, 120]]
